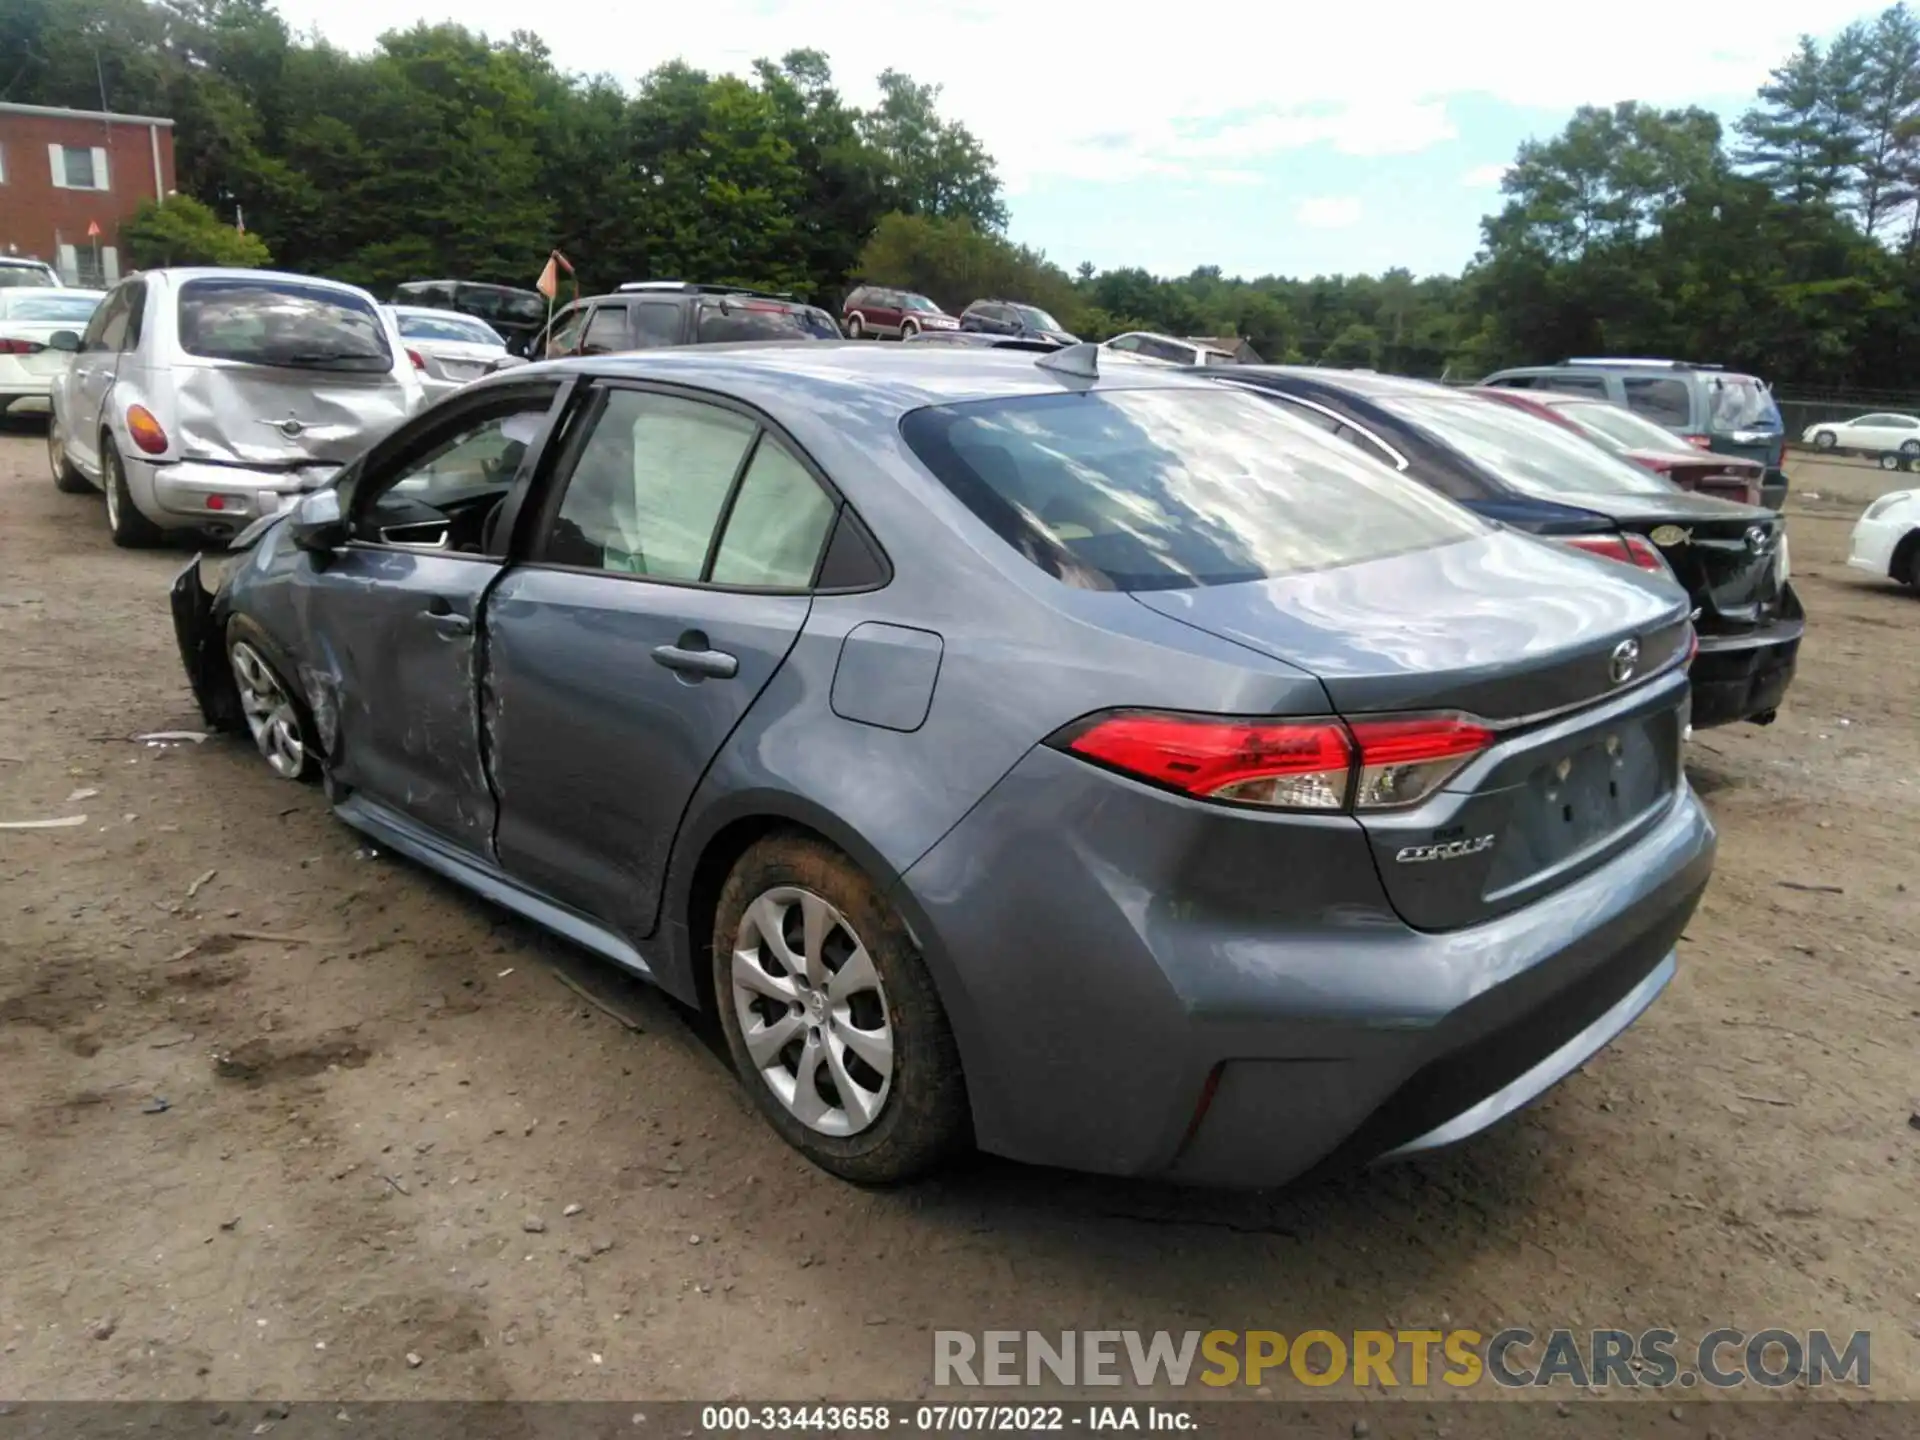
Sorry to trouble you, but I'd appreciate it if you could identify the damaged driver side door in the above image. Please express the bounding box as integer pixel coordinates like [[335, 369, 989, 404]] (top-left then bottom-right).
[[315, 381, 570, 855]]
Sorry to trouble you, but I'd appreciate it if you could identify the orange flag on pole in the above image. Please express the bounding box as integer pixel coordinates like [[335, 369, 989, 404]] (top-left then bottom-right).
[[536, 250, 574, 300]]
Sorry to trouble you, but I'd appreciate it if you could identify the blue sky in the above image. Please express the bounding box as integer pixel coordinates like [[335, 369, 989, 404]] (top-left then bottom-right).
[[277, 0, 1873, 282]]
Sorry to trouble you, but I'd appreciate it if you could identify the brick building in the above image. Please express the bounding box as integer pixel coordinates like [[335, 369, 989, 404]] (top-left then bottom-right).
[[0, 102, 177, 287]]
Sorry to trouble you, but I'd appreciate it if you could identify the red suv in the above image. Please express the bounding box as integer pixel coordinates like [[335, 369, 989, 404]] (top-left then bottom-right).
[[841, 285, 959, 340]]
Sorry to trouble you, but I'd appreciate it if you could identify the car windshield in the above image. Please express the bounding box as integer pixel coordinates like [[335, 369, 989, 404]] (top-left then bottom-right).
[[900, 387, 1488, 591], [3, 292, 101, 322], [178, 278, 392, 373], [1015, 306, 1063, 332], [1707, 375, 1780, 433], [397, 311, 503, 346], [695, 301, 823, 343], [1383, 394, 1679, 497], [904, 295, 942, 312], [1553, 400, 1694, 454], [0, 264, 58, 289]]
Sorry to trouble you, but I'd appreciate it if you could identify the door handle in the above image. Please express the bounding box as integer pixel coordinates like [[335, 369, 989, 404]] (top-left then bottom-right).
[[652, 640, 738, 680], [420, 598, 473, 636]]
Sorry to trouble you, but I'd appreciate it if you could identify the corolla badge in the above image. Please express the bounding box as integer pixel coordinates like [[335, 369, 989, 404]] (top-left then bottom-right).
[[1396, 835, 1496, 864], [1609, 637, 1641, 685]]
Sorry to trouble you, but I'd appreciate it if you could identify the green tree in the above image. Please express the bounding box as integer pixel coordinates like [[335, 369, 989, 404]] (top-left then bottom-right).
[[860, 71, 1007, 230], [1736, 32, 1863, 208], [120, 194, 272, 267]]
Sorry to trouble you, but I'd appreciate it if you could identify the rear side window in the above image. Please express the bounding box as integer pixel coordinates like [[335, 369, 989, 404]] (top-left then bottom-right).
[[900, 388, 1487, 592], [1622, 377, 1692, 428], [710, 441, 837, 587], [178, 278, 390, 373], [1542, 373, 1608, 397]]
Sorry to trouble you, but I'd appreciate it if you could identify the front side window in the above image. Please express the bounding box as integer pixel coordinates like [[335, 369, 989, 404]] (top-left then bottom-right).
[[545, 306, 588, 357], [901, 388, 1487, 591], [354, 392, 557, 549], [904, 294, 941, 313], [1621, 377, 1692, 428], [1383, 395, 1678, 498], [1014, 306, 1063, 332], [1107, 335, 1142, 353], [178, 278, 390, 373], [85, 288, 130, 351], [1542, 374, 1608, 397]]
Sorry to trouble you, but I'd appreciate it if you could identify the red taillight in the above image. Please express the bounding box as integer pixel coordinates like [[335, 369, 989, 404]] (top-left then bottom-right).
[[1348, 715, 1496, 810], [126, 404, 168, 455], [1681, 434, 1711, 450], [0, 337, 46, 355], [1056, 710, 1493, 812], [1063, 711, 1353, 809], [406, 347, 427, 370], [1563, 533, 1669, 573]]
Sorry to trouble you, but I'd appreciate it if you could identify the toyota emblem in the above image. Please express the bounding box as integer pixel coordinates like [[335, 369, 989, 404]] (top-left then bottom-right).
[[1609, 638, 1640, 685]]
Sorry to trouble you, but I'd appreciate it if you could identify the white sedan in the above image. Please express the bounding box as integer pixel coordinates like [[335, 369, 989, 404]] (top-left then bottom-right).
[[388, 305, 522, 400], [0, 288, 104, 417], [1848, 489, 1920, 591], [1803, 411, 1920, 464]]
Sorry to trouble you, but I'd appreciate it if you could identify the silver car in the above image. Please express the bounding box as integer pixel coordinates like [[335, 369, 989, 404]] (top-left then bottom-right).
[[47, 267, 425, 547], [388, 304, 522, 400]]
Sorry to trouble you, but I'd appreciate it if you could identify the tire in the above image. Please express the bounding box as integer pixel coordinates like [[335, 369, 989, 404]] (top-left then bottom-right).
[[1812, 430, 1837, 451], [900, 319, 919, 340], [1880, 451, 1903, 471], [1904, 538, 1920, 592], [101, 437, 164, 548], [226, 629, 319, 781], [845, 313, 866, 340], [48, 413, 90, 493], [712, 833, 968, 1184]]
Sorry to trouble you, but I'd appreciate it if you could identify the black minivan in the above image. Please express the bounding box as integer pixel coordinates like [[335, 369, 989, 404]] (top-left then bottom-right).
[[1480, 358, 1788, 511]]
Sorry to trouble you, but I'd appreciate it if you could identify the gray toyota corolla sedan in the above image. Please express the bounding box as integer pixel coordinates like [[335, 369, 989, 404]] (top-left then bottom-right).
[[171, 342, 1716, 1187]]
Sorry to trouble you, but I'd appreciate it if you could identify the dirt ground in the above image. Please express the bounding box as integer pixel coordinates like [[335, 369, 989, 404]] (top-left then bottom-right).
[[0, 430, 1914, 1406]]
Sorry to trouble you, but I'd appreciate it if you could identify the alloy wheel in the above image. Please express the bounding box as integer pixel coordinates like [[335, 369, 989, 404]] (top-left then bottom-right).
[[229, 641, 309, 779], [730, 886, 893, 1137]]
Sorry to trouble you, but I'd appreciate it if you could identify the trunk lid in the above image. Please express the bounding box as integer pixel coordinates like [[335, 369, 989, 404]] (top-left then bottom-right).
[[1554, 489, 1784, 633], [1133, 528, 1693, 931], [412, 339, 505, 386], [1634, 452, 1764, 506], [171, 362, 415, 469]]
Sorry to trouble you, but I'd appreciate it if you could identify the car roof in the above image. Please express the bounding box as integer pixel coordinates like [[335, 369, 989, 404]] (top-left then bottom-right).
[[140, 266, 378, 296], [519, 341, 1223, 414]]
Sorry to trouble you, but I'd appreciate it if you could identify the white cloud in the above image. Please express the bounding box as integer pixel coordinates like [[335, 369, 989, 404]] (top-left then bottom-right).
[[273, 0, 1871, 194], [1461, 162, 1512, 188], [1296, 196, 1363, 229]]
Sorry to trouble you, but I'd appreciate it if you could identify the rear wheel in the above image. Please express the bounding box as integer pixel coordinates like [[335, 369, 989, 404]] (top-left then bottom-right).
[[713, 833, 968, 1184], [1812, 429, 1837, 451], [845, 313, 866, 340], [102, 438, 164, 548], [48, 414, 90, 493], [1880, 451, 1904, 471], [227, 635, 317, 781]]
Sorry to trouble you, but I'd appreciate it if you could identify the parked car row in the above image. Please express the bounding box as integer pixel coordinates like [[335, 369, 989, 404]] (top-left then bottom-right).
[[840, 285, 1079, 345]]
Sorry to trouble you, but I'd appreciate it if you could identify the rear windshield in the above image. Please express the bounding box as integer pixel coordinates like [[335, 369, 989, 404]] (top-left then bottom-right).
[[1555, 400, 1694, 454], [3, 292, 101, 323], [460, 286, 546, 326], [0, 263, 58, 289], [695, 301, 826, 344], [396, 311, 503, 346], [178, 279, 391, 373], [1707, 375, 1780, 433], [1381, 394, 1678, 498], [899, 387, 1487, 591]]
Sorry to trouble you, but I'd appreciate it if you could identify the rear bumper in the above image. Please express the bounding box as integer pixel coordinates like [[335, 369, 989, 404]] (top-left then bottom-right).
[[895, 742, 1716, 1188], [1691, 584, 1804, 727], [127, 456, 340, 529]]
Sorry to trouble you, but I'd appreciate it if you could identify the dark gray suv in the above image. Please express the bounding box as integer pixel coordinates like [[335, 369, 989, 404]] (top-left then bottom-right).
[[1481, 359, 1787, 510]]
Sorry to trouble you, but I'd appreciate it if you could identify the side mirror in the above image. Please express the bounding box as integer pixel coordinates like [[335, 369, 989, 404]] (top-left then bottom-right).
[[47, 330, 80, 353], [289, 488, 348, 556]]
